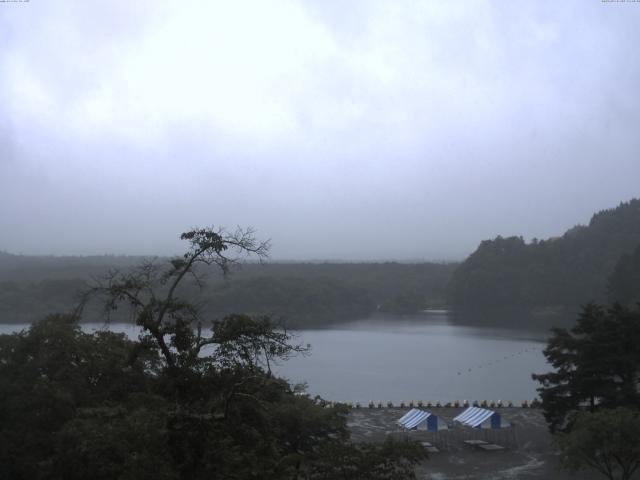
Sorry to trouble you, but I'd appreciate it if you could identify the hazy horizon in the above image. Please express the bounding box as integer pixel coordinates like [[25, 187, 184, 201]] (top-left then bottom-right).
[[1, 196, 635, 262], [2, 1, 639, 260]]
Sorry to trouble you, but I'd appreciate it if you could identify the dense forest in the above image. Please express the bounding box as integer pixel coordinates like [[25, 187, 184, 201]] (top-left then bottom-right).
[[448, 199, 640, 312], [608, 243, 640, 307], [0, 253, 455, 326], [3, 198, 639, 328], [0, 229, 427, 480]]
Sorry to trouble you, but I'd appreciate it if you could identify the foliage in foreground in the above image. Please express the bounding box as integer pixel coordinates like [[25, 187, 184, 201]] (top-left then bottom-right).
[[556, 408, 640, 480], [532, 302, 640, 433], [534, 302, 640, 479], [0, 315, 425, 480], [0, 227, 426, 479]]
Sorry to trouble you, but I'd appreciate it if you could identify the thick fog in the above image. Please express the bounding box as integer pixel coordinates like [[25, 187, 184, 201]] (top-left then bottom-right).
[[1, 1, 639, 260]]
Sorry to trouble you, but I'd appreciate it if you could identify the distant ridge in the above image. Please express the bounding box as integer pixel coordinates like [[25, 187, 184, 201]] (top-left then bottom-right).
[[449, 198, 640, 310]]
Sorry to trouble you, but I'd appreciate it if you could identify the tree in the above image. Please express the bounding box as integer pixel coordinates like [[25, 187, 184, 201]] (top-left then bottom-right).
[[79, 226, 272, 374], [532, 303, 640, 432], [0, 314, 160, 480], [0, 226, 428, 479], [557, 408, 640, 480]]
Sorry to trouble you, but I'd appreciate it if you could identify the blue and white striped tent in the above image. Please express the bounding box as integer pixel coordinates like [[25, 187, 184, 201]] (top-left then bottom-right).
[[396, 409, 448, 431], [453, 407, 510, 429]]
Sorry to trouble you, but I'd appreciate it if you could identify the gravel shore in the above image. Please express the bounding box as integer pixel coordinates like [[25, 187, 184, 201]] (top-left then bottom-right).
[[347, 408, 600, 479]]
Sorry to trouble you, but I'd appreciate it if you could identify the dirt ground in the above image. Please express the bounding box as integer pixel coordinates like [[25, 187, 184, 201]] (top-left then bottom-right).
[[347, 408, 602, 480]]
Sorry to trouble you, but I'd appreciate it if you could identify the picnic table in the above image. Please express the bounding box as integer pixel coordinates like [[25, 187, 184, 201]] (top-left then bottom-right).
[[478, 443, 505, 451], [464, 439, 505, 451], [463, 439, 488, 446], [420, 441, 440, 453]]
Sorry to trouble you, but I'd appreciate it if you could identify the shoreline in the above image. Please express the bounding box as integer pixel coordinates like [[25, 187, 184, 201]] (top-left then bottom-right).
[[347, 407, 597, 480]]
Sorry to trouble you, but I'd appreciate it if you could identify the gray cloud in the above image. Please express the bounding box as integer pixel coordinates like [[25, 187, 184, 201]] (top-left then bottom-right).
[[1, 0, 639, 260]]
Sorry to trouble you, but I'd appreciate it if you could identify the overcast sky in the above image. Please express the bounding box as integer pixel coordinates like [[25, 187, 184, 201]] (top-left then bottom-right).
[[1, 1, 639, 260]]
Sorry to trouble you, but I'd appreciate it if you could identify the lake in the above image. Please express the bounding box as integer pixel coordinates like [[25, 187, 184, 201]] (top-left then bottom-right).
[[0, 311, 550, 404]]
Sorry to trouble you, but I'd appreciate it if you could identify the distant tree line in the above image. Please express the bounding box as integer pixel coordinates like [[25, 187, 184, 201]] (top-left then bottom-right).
[[0, 257, 456, 326], [5, 198, 639, 329]]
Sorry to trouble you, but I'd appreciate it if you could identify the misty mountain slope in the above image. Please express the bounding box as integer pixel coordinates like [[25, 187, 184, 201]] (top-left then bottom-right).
[[449, 198, 640, 309]]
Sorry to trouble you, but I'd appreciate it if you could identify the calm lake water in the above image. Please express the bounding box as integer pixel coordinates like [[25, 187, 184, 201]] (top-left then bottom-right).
[[0, 311, 550, 404]]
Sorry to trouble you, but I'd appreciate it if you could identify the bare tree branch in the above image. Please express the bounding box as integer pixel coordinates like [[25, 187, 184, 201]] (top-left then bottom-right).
[[76, 226, 270, 373]]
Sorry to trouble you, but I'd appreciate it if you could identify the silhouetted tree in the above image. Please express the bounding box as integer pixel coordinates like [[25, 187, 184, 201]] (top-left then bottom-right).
[[1, 227, 428, 479], [79, 226, 271, 373], [532, 303, 640, 433]]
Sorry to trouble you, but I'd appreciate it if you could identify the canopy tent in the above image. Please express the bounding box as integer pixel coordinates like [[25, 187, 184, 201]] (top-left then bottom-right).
[[396, 409, 448, 431], [453, 407, 510, 429]]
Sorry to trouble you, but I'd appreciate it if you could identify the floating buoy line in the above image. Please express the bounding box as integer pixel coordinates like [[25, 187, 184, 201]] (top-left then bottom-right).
[[455, 345, 541, 376]]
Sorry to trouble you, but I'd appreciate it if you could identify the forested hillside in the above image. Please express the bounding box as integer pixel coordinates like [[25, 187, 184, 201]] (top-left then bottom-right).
[[608, 243, 640, 306], [0, 256, 456, 326], [449, 199, 640, 309]]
